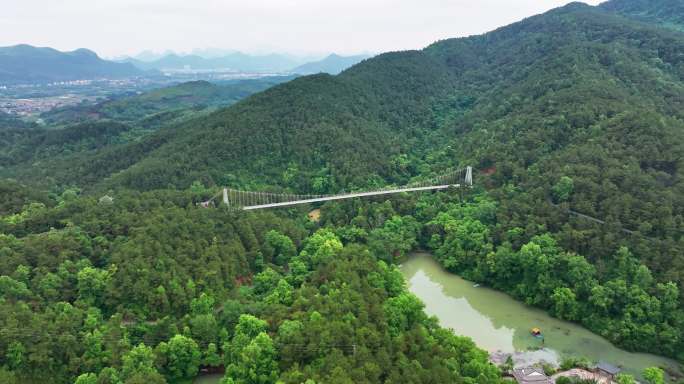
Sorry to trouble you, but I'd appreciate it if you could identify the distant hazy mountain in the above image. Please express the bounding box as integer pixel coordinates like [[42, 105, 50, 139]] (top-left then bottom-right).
[[189, 48, 239, 59], [131, 49, 176, 62], [0, 44, 145, 85], [125, 52, 301, 73], [291, 53, 372, 75]]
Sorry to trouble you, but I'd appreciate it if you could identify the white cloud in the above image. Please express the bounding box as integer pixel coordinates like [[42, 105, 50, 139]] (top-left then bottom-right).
[[0, 0, 604, 57]]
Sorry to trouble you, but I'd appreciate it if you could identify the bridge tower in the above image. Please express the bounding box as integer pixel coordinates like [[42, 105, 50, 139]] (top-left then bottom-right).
[[223, 188, 229, 206], [465, 166, 473, 186]]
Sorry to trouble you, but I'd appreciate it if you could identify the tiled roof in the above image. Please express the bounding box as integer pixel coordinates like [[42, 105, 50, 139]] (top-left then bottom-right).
[[512, 367, 551, 383], [596, 361, 621, 375]]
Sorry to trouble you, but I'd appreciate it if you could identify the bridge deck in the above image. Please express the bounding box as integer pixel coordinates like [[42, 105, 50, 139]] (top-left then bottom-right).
[[242, 184, 459, 210]]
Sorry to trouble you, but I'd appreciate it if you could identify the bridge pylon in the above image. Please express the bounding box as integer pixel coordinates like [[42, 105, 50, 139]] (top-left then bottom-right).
[[465, 166, 473, 186]]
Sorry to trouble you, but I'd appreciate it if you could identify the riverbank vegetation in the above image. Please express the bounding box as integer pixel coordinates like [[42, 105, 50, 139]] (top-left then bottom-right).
[[322, 190, 684, 363], [420, 194, 684, 360]]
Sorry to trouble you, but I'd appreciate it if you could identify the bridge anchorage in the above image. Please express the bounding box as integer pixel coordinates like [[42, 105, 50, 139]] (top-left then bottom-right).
[[201, 166, 473, 211]]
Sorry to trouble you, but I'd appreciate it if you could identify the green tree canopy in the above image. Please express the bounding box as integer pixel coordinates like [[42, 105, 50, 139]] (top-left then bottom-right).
[[156, 334, 201, 381]]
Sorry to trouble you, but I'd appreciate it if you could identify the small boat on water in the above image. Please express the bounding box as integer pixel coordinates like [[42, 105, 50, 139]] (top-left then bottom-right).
[[530, 327, 544, 340]]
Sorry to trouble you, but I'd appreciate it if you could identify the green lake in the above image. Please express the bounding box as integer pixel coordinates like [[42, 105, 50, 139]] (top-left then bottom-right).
[[400, 252, 683, 379]]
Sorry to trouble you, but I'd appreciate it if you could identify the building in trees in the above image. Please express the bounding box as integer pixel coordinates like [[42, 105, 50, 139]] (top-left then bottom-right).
[[595, 361, 621, 381], [512, 367, 551, 384]]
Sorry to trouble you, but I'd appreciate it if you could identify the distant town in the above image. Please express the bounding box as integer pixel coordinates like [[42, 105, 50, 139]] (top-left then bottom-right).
[[0, 78, 150, 115], [0, 71, 283, 117], [0, 94, 96, 116]]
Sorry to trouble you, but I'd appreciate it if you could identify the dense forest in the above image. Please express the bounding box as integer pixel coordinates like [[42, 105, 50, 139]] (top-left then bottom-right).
[[6, 1, 680, 304], [2, 0, 684, 383], [0, 189, 503, 384]]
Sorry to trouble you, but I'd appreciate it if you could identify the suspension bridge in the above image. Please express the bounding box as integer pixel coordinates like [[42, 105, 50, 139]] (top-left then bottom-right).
[[201, 166, 473, 210]]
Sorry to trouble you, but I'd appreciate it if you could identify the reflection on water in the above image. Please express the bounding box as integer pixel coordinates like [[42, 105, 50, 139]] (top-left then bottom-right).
[[400, 252, 682, 378]]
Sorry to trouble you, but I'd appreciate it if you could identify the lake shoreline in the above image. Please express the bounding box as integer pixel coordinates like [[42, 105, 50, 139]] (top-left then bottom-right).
[[400, 252, 683, 381]]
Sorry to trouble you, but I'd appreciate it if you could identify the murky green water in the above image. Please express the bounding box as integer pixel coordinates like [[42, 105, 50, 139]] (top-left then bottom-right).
[[400, 252, 682, 378]]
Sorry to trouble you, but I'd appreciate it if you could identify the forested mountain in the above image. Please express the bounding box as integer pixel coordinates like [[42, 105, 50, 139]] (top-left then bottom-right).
[[600, 0, 684, 30], [2, 1, 684, 383], [1, 49, 456, 192], [104, 50, 454, 192], [4, 3, 684, 293], [0, 78, 296, 188], [291, 54, 372, 75], [0, 45, 145, 84]]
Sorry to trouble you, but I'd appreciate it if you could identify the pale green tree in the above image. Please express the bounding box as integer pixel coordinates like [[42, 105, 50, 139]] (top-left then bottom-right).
[[299, 229, 343, 267], [615, 373, 637, 384], [74, 373, 97, 384], [551, 287, 580, 321], [265, 279, 294, 305], [157, 334, 201, 381], [76, 266, 110, 306], [383, 292, 426, 336], [121, 343, 158, 380], [225, 332, 279, 384], [253, 268, 281, 296], [643, 367, 665, 384], [264, 230, 296, 265], [552, 176, 574, 202]]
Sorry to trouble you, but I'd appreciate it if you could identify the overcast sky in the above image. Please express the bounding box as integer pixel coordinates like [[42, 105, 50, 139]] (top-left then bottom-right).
[[2, 0, 604, 58]]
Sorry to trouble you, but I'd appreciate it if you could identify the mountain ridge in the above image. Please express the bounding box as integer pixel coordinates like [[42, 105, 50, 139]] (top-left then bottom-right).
[[124, 52, 301, 72], [124, 51, 374, 74], [0, 44, 145, 84], [291, 53, 372, 75]]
